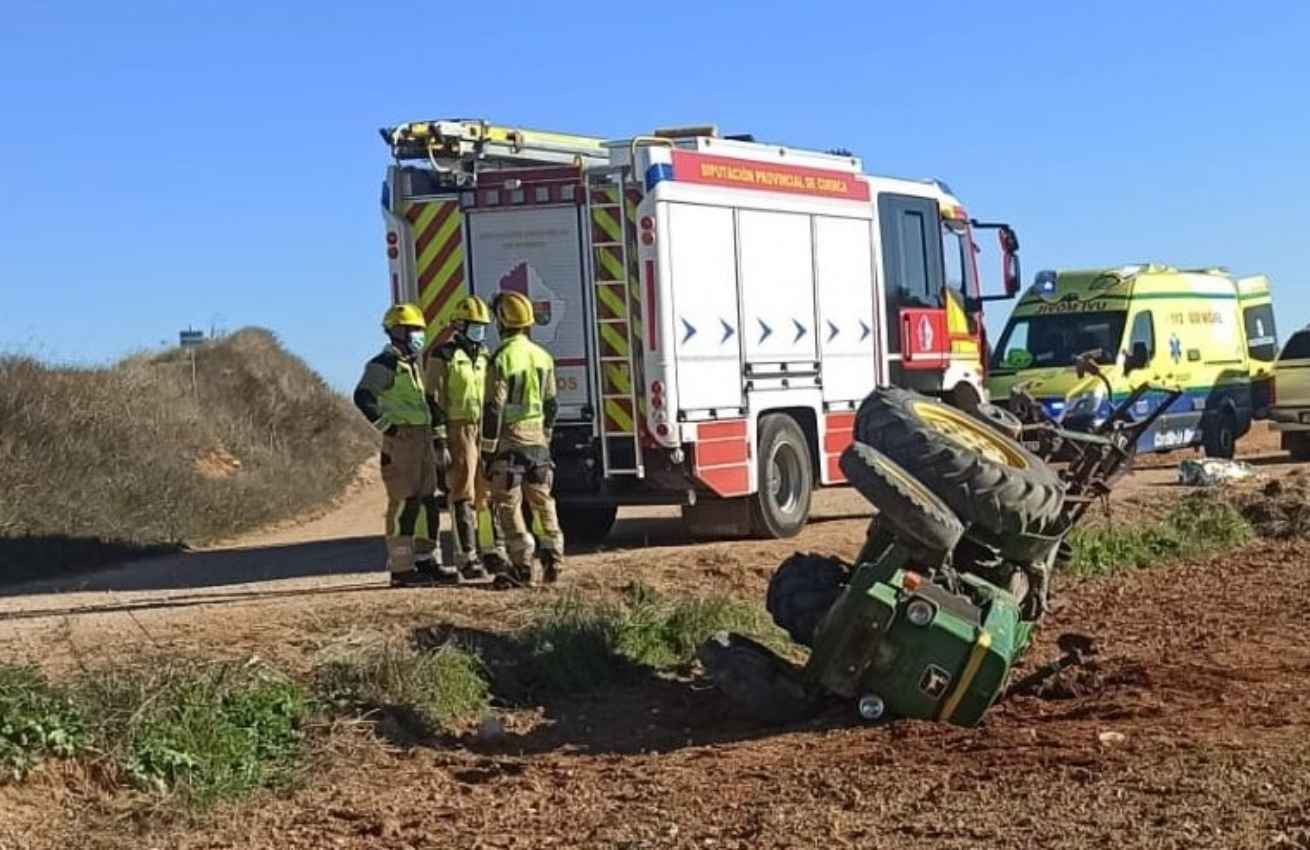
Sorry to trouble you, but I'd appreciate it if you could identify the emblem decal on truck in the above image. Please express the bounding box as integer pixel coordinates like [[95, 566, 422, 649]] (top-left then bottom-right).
[[917, 315, 935, 352], [499, 261, 566, 343]]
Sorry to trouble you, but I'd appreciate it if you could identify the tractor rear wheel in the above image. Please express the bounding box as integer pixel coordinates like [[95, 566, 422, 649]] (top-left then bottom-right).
[[854, 388, 1064, 548]]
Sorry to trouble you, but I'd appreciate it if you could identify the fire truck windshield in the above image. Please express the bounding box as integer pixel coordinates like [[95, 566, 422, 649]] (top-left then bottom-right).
[[989, 311, 1127, 371]]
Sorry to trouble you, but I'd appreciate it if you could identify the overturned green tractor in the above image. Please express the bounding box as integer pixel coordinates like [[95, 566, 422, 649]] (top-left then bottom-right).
[[700, 370, 1181, 727]]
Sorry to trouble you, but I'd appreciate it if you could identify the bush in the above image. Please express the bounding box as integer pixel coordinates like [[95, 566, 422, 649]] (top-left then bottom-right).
[[314, 641, 490, 735], [79, 659, 308, 806], [0, 664, 88, 781], [1065, 494, 1253, 577], [0, 329, 375, 581], [518, 583, 782, 692]]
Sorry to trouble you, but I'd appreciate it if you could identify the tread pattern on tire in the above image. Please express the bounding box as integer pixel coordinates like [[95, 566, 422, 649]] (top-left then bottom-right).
[[766, 553, 850, 647], [854, 387, 1064, 539], [839, 442, 964, 555]]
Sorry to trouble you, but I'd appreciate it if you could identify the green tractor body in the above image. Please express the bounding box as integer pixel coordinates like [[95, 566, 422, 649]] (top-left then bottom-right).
[[806, 545, 1032, 726]]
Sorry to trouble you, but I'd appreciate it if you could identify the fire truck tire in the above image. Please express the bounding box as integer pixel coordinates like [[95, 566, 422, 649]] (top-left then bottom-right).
[[838, 442, 965, 556], [766, 553, 850, 647], [750, 414, 814, 539], [558, 504, 618, 545], [854, 387, 1063, 541]]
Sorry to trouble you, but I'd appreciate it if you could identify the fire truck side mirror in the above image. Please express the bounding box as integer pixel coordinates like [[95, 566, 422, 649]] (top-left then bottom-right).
[[999, 226, 1021, 297]]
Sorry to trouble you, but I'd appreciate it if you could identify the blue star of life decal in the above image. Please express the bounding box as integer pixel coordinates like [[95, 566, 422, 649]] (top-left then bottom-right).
[[1169, 334, 1182, 363]]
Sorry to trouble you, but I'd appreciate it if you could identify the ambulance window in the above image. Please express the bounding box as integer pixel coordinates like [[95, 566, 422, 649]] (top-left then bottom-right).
[[1128, 312, 1155, 358], [1244, 304, 1278, 362], [999, 322, 1029, 368]]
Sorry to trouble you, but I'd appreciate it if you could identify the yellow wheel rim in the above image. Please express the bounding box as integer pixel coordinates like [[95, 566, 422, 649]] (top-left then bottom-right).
[[911, 402, 1030, 469]]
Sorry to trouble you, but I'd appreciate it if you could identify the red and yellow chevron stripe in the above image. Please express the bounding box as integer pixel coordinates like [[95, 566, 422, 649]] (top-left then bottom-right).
[[405, 199, 466, 340], [590, 186, 646, 437]]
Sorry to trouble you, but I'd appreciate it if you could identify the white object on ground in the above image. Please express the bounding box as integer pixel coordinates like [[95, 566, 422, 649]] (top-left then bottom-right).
[[1178, 458, 1255, 487]]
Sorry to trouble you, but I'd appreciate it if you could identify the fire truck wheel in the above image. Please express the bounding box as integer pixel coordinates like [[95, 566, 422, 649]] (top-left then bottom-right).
[[766, 553, 850, 647], [750, 414, 814, 539], [839, 442, 964, 556], [558, 504, 618, 545], [854, 387, 1063, 543]]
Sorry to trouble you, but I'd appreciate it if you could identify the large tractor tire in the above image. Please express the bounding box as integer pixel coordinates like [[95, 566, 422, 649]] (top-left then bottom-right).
[[854, 388, 1064, 542], [750, 414, 814, 539], [697, 631, 823, 725], [839, 442, 965, 557], [559, 504, 618, 545], [766, 553, 850, 647]]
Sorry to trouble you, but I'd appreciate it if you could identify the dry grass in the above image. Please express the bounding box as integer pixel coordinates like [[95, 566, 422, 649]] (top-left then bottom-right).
[[0, 328, 374, 581]]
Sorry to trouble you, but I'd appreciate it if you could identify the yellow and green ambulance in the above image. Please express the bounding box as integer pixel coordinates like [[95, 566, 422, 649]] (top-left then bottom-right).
[[985, 264, 1277, 458]]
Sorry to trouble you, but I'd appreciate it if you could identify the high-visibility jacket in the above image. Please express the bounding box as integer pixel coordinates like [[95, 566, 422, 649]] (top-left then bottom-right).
[[425, 340, 489, 440], [353, 345, 436, 432], [481, 332, 558, 455]]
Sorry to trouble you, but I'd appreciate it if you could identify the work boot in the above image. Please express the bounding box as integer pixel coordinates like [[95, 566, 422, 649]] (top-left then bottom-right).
[[491, 560, 538, 590], [415, 556, 461, 586], [541, 550, 563, 584], [459, 557, 491, 583], [390, 569, 436, 589]]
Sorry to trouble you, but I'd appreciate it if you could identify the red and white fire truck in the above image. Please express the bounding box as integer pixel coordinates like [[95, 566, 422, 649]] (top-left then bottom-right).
[[379, 119, 1021, 541]]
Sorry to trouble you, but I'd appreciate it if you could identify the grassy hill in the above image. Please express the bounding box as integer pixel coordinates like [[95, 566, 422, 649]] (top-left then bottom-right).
[[0, 328, 375, 582]]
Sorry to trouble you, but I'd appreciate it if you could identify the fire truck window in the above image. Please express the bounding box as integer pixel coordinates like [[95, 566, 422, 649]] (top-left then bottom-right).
[[941, 222, 965, 295], [897, 209, 932, 307]]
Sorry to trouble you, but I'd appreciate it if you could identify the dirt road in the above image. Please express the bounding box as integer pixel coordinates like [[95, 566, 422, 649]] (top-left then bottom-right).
[[2, 429, 1306, 849]]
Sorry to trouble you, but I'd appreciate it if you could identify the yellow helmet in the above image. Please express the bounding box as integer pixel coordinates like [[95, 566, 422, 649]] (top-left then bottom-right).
[[493, 291, 535, 329], [382, 302, 425, 330], [451, 295, 492, 324]]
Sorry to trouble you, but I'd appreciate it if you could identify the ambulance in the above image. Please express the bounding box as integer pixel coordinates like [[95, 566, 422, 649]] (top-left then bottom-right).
[[985, 264, 1278, 458], [378, 119, 1021, 540]]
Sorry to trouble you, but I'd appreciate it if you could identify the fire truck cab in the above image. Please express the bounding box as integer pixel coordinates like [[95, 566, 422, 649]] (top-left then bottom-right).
[[379, 120, 1021, 542]]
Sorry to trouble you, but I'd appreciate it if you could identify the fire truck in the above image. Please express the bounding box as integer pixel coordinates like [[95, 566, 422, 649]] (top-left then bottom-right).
[[379, 119, 1022, 542]]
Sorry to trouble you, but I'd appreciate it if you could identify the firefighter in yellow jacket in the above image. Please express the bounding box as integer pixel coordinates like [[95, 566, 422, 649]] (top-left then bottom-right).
[[353, 303, 454, 588], [481, 291, 566, 586], [424, 295, 507, 581]]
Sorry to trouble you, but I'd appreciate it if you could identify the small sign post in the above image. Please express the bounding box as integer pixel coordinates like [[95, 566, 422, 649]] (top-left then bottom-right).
[[179, 328, 204, 399]]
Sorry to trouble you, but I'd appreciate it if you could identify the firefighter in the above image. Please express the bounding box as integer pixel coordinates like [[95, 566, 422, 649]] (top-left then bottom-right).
[[481, 290, 565, 586], [424, 295, 508, 581], [353, 303, 455, 588]]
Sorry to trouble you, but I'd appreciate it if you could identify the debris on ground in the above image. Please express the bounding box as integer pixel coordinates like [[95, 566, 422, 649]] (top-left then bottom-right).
[[1178, 458, 1255, 487], [1227, 473, 1310, 538]]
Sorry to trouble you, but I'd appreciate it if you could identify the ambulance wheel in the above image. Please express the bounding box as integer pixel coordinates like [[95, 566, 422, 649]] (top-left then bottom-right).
[[766, 553, 850, 647], [839, 442, 965, 556], [1204, 410, 1237, 460], [854, 387, 1063, 546], [750, 414, 814, 539], [559, 504, 617, 545]]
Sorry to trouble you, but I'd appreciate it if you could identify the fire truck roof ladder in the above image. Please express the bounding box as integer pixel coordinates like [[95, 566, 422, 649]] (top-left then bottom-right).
[[381, 119, 610, 182], [584, 167, 645, 479]]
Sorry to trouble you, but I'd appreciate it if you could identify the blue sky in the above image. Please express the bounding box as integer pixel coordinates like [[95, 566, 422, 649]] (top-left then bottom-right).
[[2, 1, 1307, 391]]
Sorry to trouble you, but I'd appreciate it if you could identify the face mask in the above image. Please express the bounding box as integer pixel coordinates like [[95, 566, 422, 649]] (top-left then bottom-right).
[[465, 324, 487, 343], [406, 330, 425, 353]]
